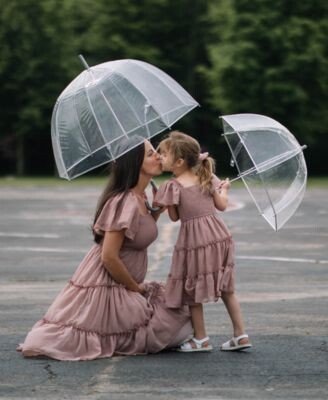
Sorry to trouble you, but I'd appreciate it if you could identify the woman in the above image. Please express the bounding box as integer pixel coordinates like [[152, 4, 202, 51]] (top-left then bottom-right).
[[17, 137, 192, 360]]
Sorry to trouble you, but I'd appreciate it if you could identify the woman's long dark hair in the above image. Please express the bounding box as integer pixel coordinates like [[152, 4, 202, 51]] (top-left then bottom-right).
[[93, 139, 145, 243]]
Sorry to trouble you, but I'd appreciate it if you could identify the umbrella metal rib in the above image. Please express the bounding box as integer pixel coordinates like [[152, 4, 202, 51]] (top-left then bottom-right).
[[229, 145, 307, 183], [112, 68, 170, 130], [109, 78, 143, 125]]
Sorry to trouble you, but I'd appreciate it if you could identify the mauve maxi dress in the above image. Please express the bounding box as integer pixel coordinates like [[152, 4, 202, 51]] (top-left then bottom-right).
[[18, 191, 192, 360]]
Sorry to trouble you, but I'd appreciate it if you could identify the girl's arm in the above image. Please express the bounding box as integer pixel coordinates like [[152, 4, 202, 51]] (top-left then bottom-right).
[[213, 179, 230, 211], [151, 208, 161, 221], [167, 205, 179, 221], [101, 230, 144, 293]]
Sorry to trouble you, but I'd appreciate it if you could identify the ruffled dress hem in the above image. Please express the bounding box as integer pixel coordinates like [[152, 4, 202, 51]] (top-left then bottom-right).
[[165, 263, 235, 308], [18, 279, 191, 361]]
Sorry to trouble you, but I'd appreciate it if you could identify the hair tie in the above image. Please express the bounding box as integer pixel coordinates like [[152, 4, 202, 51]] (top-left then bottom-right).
[[199, 152, 209, 161]]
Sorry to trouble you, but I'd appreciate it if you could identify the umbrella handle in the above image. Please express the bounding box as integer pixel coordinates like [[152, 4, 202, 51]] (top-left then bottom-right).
[[149, 179, 158, 192], [230, 176, 241, 183], [145, 179, 161, 212], [145, 201, 161, 212]]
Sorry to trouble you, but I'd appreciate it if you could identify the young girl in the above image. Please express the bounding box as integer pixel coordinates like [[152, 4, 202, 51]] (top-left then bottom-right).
[[155, 131, 251, 352]]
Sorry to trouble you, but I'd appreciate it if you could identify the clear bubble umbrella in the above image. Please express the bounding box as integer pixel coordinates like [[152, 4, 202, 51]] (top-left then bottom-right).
[[221, 113, 307, 231], [51, 56, 199, 180]]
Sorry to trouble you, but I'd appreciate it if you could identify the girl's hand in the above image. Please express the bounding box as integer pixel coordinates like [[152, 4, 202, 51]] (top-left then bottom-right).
[[149, 201, 167, 221], [152, 202, 167, 213], [213, 178, 230, 211], [220, 178, 231, 191]]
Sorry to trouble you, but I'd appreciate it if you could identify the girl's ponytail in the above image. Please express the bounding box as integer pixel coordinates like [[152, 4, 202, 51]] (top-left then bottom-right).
[[163, 131, 215, 192], [196, 153, 216, 192]]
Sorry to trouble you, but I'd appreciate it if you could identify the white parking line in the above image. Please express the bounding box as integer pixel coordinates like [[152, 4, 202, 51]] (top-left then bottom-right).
[[0, 232, 60, 238], [1, 246, 327, 265], [150, 252, 328, 265], [0, 246, 85, 253], [235, 255, 328, 265]]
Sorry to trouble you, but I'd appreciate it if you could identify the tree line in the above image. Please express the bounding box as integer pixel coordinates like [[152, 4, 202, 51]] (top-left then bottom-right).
[[0, 0, 327, 177]]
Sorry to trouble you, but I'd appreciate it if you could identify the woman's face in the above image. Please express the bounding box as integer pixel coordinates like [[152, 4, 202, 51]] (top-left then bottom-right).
[[141, 140, 162, 177]]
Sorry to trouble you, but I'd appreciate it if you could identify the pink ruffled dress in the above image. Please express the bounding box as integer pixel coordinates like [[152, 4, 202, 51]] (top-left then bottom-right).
[[18, 191, 192, 361], [154, 176, 235, 308]]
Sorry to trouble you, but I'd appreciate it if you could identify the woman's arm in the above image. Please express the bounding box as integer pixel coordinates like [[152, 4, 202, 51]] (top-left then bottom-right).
[[101, 230, 144, 293]]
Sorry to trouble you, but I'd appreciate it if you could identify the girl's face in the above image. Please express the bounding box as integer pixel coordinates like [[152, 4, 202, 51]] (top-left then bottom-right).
[[141, 140, 162, 177], [159, 146, 175, 172]]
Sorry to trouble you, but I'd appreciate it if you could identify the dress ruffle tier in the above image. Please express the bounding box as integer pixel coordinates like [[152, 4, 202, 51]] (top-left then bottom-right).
[[18, 274, 191, 360]]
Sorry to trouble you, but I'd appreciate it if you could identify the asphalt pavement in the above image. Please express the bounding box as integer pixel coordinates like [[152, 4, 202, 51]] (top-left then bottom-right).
[[0, 182, 327, 400]]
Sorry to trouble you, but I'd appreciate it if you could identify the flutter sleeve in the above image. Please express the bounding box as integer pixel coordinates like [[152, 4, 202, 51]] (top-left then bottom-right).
[[93, 191, 140, 240], [154, 179, 180, 206]]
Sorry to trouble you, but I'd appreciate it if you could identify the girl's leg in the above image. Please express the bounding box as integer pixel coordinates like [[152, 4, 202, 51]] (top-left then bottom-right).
[[221, 292, 250, 345], [190, 303, 207, 340], [178, 304, 211, 351]]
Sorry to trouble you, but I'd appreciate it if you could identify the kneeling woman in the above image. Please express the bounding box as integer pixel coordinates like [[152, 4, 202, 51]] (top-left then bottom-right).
[[18, 138, 192, 361]]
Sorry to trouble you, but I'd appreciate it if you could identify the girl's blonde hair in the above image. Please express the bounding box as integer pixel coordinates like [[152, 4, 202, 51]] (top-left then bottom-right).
[[159, 131, 215, 191]]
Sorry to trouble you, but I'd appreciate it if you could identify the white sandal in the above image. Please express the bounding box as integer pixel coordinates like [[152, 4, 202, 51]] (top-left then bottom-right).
[[177, 336, 213, 352], [220, 334, 252, 351]]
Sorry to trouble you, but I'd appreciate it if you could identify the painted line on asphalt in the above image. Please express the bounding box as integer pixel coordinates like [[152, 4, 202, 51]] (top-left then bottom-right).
[[235, 255, 328, 265], [150, 252, 328, 265], [0, 232, 60, 239], [0, 246, 85, 253], [239, 291, 328, 303], [1, 246, 327, 265]]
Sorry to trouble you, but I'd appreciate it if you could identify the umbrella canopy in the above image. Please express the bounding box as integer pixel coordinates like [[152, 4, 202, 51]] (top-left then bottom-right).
[[51, 58, 199, 180], [221, 113, 307, 231]]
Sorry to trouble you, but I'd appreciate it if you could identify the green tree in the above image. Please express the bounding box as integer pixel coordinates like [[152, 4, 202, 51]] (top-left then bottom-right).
[[74, 0, 213, 138], [207, 0, 328, 174], [0, 0, 76, 175], [0, 0, 215, 176]]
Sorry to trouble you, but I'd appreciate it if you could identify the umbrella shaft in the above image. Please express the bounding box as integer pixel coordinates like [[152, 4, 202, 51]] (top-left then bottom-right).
[[230, 176, 241, 183]]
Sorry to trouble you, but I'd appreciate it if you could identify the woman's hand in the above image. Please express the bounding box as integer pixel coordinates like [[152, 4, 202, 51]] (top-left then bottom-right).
[[138, 282, 148, 295]]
